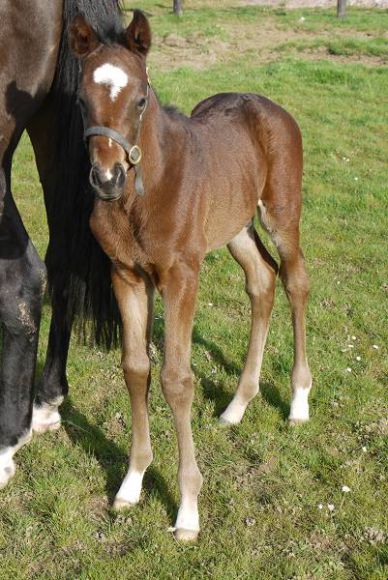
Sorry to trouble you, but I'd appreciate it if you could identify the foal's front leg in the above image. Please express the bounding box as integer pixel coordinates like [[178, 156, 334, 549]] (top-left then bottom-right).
[[111, 267, 154, 509], [160, 262, 203, 542]]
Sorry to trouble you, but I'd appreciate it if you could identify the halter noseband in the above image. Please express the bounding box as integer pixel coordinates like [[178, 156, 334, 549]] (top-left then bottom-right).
[[84, 126, 142, 166], [83, 84, 150, 197]]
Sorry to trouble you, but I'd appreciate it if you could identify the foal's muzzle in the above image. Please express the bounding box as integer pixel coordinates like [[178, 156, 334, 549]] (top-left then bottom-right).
[[89, 162, 126, 201]]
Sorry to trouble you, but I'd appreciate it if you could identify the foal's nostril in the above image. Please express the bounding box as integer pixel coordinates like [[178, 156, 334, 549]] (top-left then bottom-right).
[[89, 163, 126, 200], [90, 164, 103, 188], [113, 163, 126, 189]]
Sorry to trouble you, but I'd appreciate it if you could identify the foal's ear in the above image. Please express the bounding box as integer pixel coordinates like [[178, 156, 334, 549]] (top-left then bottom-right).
[[69, 14, 99, 58], [125, 10, 151, 57]]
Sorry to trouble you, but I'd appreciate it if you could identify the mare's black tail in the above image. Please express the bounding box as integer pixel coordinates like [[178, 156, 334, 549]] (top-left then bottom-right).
[[46, 0, 124, 347]]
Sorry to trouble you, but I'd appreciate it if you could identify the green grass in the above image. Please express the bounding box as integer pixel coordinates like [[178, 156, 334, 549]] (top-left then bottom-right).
[[1, 3, 388, 579]]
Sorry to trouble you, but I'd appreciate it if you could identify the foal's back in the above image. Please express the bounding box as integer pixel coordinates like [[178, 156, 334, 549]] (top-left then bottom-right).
[[189, 93, 303, 252]]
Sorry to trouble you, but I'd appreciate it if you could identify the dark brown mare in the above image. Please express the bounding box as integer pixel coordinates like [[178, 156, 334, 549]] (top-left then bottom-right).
[[70, 11, 312, 541], [0, 1, 121, 489]]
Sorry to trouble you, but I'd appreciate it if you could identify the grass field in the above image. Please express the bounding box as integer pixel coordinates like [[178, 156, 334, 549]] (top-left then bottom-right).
[[1, 2, 388, 578]]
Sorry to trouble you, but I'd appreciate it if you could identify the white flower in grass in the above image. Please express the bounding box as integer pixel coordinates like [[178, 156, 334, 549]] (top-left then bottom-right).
[[356, 356, 361, 361], [328, 504, 335, 512], [372, 344, 379, 350], [341, 485, 351, 493], [318, 503, 323, 510], [346, 367, 352, 373]]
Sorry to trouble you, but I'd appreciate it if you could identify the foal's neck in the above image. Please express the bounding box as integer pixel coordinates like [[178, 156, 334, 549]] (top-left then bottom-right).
[[133, 90, 188, 201]]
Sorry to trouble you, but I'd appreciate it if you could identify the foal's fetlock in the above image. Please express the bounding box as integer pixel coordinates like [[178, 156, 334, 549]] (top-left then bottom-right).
[[220, 387, 257, 425], [113, 455, 152, 510], [289, 366, 312, 425], [32, 396, 63, 433]]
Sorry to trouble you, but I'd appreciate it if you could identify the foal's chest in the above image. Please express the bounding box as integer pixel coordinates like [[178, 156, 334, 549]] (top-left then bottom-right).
[[90, 199, 161, 276]]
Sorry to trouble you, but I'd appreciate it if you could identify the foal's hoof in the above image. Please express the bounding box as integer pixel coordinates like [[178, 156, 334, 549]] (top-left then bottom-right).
[[0, 456, 16, 490], [219, 415, 238, 426], [32, 403, 62, 433], [288, 417, 309, 427], [113, 497, 138, 511], [174, 528, 199, 543]]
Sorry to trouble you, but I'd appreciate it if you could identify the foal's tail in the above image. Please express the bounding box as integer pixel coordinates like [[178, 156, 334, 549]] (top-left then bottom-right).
[[45, 0, 124, 347]]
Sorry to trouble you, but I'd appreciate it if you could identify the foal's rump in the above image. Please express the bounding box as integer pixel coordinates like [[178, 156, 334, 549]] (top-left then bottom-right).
[[192, 93, 302, 251]]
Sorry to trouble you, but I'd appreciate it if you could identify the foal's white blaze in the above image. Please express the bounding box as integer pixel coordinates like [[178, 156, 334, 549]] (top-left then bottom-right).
[[93, 63, 128, 101], [289, 386, 311, 423], [32, 396, 63, 433], [103, 169, 113, 181], [114, 468, 145, 508], [0, 430, 32, 489]]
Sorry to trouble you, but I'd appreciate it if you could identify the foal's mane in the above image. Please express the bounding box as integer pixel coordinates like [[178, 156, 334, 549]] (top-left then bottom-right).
[[80, 8, 126, 46]]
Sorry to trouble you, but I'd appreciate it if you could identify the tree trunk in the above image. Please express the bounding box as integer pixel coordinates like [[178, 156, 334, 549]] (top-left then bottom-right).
[[173, 0, 183, 16], [337, 0, 346, 18]]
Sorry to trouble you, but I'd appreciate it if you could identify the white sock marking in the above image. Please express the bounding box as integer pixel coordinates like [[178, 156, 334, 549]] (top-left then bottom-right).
[[0, 430, 32, 489], [93, 63, 128, 101], [32, 397, 63, 432], [289, 387, 311, 422], [115, 469, 145, 505], [220, 396, 247, 425], [175, 498, 200, 531]]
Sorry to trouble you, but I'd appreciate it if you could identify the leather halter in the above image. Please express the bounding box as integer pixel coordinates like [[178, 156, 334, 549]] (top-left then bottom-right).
[[83, 84, 150, 197]]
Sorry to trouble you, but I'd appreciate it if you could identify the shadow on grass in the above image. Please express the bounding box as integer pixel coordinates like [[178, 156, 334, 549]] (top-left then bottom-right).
[[201, 376, 289, 422], [260, 381, 289, 421], [154, 317, 289, 420], [61, 398, 177, 521]]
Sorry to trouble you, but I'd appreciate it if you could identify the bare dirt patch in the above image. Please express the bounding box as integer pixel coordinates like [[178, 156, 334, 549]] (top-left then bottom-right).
[[243, 1, 388, 8], [149, 18, 387, 71]]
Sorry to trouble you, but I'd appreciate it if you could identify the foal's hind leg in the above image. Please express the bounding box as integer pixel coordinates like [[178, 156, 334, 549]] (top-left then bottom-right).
[[258, 200, 312, 424], [220, 224, 277, 425]]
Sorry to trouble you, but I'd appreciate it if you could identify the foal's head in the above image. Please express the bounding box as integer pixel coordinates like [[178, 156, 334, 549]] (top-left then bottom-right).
[[69, 10, 151, 201]]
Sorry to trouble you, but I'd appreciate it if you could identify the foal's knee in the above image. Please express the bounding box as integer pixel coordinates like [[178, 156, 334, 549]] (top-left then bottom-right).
[[122, 353, 150, 385], [161, 366, 194, 410]]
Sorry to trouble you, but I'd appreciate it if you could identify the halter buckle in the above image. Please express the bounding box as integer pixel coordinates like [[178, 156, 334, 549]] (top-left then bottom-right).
[[128, 145, 142, 165]]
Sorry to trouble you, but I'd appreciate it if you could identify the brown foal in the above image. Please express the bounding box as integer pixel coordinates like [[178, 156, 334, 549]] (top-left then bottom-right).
[[69, 11, 312, 541]]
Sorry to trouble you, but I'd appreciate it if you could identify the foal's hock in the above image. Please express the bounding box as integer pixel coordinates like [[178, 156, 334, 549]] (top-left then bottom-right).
[[70, 10, 312, 542]]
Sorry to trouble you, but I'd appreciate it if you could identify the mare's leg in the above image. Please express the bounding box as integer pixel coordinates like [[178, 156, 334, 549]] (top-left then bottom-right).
[[31, 291, 71, 433], [27, 108, 71, 432], [220, 224, 277, 425], [160, 261, 203, 542], [0, 192, 46, 488], [112, 267, 154, 509], [259, 191, 312, 424]]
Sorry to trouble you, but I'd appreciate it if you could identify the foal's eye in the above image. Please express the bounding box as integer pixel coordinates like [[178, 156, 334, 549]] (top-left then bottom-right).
[[137, 97, 147, 110]]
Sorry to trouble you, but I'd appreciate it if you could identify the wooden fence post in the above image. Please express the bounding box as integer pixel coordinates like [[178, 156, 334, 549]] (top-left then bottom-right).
[[173, 0, 183, 16], [337, 0, 346, 18]]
